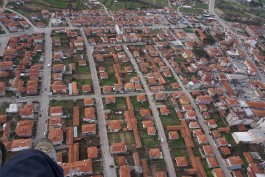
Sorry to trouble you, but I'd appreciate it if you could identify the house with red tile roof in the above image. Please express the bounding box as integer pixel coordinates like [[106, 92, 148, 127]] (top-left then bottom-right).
[[119, 165, 131, 177], [102, 85, 112, 94], [219, 146, 231, 156], [107, 120, 121, 132], [155, 92, 167, 101], [111, 142, 127, 154], [73, 106, 80, 126], [19, 102, 34, 119], [82, 124, 96, 135], [50, 106, 63, 117], [26, 80, 38, 95], [197, 134, 208, 145], [156, 171, 167, 177], [117, 156, 126, 167], [49, 128, 63, 145], [60, 159, 92, 176], [168, 131, 179, 140], [84, 98, 95, 107], [49, 116, 62, 128], [15, 121, 32, 136], [149, 148, 163, 159], [216, 137, 229, 147], [87, 146, 98, 159], [72, 81, 78, 95], [142, 120, 154, 128], [140, 108, 151, 117], [147, 127, 156, 135], [206, 119, 217, 129], [105, 96, 116, 105], [0, 115, 7, 125], [206, 156, 219, 168], [175, 157, 188, 167], [195, 95, 213, 105], [0, 82, 6, 96], [11, 139, 32, 152], [52, 82, 68, 94], [80, 83, 91, 93], [189, 121, 200, 129], [202, 145, 214, 156], [160, 106, 170, 115], [185, 111, 197, 120], [211, 168, 225, 177], [225, 156, 243, 170], [84, 107, 96, 122], [137, 95, 147, 103]]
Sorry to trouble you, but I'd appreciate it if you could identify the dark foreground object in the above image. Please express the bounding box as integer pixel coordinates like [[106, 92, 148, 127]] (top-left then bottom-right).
[[0, 149, 63, 177]]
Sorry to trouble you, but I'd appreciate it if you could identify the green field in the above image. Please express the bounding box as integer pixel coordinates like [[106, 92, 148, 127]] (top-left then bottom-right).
[[179, 1, 208, 15], [44, 0, 71, 8], [9, 0, 87, 12], [99, 0, 168, 11], [216, 0, 265, 24], [179, 7, 204, 14]]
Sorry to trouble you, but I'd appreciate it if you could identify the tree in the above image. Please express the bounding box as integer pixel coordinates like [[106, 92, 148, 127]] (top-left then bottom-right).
[[192, 47, 209, 58], [204, 35, 215, 45]]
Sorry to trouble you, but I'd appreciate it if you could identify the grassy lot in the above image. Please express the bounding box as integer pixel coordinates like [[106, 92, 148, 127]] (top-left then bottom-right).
[[76, 66, 90, 74], [75, 79, 92, 94], [201, 158, 214, 177], [193, 147, 201, 157], [44, 0, 70, 8], [141, 135, 159, 149], [138, 149, 151, 159], [174, 58, 185, 63], [130, 96, 149, 110], [168, 135, 186, 148], [65, 118, 72, 127], [160, 108, 181, 127], [100, 0, 166, 11], [194, 2, 208, 9], [50, 100, 74, 109], [108, 132, 136, 148], [171, 148, 187, 157], [154, 160, 166, 171], [166, 76, 177, 84], [32, 53, 43, 64], [179, 7, 204, 15], [119, 131, 135, 148], [212, 113, 226, 127], [108, 132, 122, 144], [100, 73, 117, 86], [105, 97, 127, 111], [224, 133, 236, 146]]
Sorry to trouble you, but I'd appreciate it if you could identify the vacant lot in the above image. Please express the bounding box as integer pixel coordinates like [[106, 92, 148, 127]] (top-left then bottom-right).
[[108, 131, 135, 148]]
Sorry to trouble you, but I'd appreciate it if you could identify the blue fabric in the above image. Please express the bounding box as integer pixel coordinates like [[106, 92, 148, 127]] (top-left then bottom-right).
[[0, 149, 63, 177]]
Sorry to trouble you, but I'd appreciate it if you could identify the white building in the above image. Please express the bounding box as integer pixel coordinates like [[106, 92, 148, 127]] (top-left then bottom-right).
[[115, 24, 123, 35], [232, 129, 265, 144]]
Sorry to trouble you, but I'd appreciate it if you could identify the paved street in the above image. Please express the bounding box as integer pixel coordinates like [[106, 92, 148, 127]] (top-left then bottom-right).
[[123, 45, 177, 177], [65, 17, 73, 28], [36, 29, 52, 139], [0, 22, 10, 35], [81, 28, 117, 177], [0, 36, 9, 57]]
